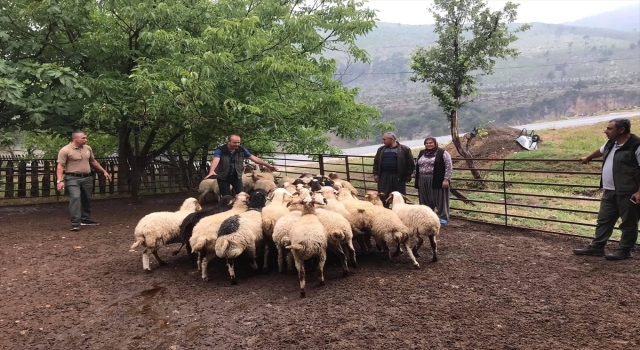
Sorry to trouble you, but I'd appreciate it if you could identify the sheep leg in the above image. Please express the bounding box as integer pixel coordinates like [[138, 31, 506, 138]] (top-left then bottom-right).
[[363, 233, 376, 251], [151, 250, 167, 266], [343, 242, 357, 269], [294, 256, 306, 298], [286, 251, 295, 274], [429, 235, 438, 263], [197, 252, 202, 271], [412, 235, 424, 258], [330, 245, 349, 277], [226, 258, 238, 285], [381, 240, 391, 260], [247, 245, 259, 272], [142, 250, 151, 271], [263, 243, 270, 274], [276, 244, 285, 273], [403, 240, 420, 269], [354, 235, 369, 254], [317, 253, 327, 285], [201, 253, 209, 282], [172, 242, 185, 256], [392, 242, 402, 257]]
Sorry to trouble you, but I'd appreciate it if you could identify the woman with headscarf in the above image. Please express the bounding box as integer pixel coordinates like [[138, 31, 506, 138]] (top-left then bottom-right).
[[414, 137, 453, 225]]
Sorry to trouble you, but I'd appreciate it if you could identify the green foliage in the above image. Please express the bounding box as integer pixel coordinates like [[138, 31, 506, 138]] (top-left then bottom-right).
[[0, 0, 91, 132], [21, 131, 117, 158], [409, 0, 531, 115], [3, 0, 389, 169]]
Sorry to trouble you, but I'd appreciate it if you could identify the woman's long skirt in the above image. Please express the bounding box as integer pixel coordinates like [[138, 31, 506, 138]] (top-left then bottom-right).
[[417, 174, 450, 221]]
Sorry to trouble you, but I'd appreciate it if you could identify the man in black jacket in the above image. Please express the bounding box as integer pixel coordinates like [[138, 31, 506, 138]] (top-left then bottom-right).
[[203, 134, 277, 196], [574, 118, 640, 260], [372, 132, 416, 206]]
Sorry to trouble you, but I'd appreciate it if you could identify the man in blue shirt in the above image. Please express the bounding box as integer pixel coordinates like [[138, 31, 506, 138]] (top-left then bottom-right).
[[203, 134, 277, 196]]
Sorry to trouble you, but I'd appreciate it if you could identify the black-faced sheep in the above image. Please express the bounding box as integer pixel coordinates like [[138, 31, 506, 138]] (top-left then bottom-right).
[[172, 195, 234, 259], [215, 189, 269, 285], [190, 192, 251, 281]]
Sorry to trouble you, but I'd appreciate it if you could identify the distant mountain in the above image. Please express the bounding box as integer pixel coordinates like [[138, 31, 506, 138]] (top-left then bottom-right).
[[564, 3, 640, 32], [329, 21, 640, 145]]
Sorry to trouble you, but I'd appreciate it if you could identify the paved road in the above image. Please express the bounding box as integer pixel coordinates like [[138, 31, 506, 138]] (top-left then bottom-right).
[[273, 110, 640, 165]]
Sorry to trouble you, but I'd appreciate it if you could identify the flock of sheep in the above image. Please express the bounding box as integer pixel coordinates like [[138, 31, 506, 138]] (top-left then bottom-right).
[[129, 165, 441, 298]]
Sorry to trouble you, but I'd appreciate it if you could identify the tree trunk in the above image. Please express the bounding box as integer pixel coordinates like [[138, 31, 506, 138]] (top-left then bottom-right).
[[449, 109, 482, 180], [117, 125, 132, 194]]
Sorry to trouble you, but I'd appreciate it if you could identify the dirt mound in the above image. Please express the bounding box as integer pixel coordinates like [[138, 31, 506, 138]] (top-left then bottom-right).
[[444, 126, 524, 162]]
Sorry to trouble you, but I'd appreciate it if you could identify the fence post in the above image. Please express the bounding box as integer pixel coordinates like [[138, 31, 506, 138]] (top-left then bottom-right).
[[17, 160, 27, 197], [43, 160, 51, 197], [5, 160, 14, 198], [318, 154, 324, 176], [30, 160, 40, 197], [108, 160, 115, 194], [502, 159, 508, 226], [344, 156, 351, 182]]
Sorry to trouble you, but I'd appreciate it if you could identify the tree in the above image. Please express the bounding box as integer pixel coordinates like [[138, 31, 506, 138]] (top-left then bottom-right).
[[0, 0, 90, 134], [3, 0, 388, 196], [409, 0, 530, 179]]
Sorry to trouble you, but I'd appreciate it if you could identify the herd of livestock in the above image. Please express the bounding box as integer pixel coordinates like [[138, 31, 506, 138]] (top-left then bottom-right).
[[130, 166, 441, 298]]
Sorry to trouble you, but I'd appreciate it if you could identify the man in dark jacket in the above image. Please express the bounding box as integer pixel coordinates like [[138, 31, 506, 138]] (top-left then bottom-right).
[[574, 118, 640, 260], [372, 132, 416, 206], [203, 134, 277, 196]]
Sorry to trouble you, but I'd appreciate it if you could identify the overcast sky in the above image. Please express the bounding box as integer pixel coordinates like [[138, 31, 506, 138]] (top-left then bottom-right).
[[367, 0, 638, 25]]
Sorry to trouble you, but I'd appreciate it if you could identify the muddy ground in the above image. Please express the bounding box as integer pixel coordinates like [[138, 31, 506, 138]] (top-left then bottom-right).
[[1, 195, 638, 349]]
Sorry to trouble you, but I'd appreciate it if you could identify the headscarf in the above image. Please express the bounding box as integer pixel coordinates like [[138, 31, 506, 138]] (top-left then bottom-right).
[[423, 137, 439, 157]]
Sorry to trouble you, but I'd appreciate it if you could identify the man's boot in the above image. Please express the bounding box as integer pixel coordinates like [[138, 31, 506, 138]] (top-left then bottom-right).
[[605, 248, 632, 261], [573, 245, 605, 256]]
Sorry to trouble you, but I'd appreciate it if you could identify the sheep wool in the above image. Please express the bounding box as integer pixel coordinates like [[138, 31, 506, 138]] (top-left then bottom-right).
[[286, 198, 329, 298], [130, 197, 201, 271], [386, 191, 441, 262], [190, 192, 250, 281], [214, 189, 268, 285], [261, 188, 294, 272]]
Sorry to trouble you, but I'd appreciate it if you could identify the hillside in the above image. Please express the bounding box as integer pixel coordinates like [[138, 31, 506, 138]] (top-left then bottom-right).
[[565, 3, 640, 32], [330, 21, 640, 146]]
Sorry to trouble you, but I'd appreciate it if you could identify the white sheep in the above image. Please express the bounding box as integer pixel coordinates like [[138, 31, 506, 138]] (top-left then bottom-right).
[[386, 191, 441, 262], [253, 179, 277, 194], [329, 173, 359, 196], [335, 188, 375, 253], [338, 189, 420, 268], [286, 197, 330, 298], [364, 190, 385, 207], [198, 179, 220, 204], [261, 188, 294, 272], [190, 192, 250, 281], [315, 204, 358, 275], [272, 211, 302, 273], [214, 189, 269, 285], [130, 197, 202, 271]]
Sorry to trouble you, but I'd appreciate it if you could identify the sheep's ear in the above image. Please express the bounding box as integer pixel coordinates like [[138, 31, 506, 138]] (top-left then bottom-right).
[[402, 194, 412, 204], [385, 196, 392, 204], [378, 192, 385, 198]]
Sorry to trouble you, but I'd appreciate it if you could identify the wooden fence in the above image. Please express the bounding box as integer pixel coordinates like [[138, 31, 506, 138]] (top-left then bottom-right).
[[0, 156, 207, 199]]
